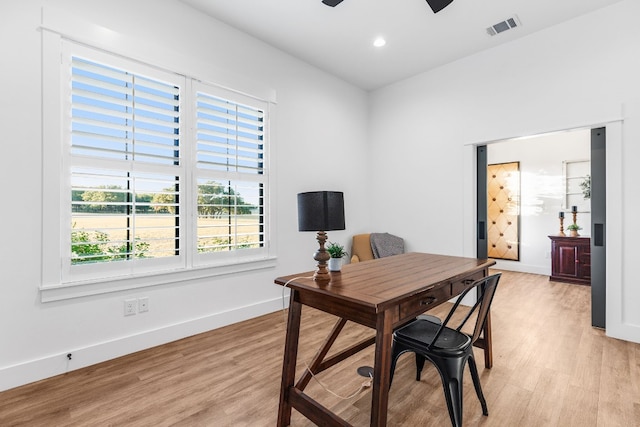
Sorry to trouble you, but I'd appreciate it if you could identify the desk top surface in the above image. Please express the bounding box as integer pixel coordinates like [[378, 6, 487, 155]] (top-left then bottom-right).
[[275, 252, 495, 311]]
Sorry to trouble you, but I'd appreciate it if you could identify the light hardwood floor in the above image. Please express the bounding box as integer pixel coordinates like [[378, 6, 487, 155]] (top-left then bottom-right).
[[1, 270, 639, 426]]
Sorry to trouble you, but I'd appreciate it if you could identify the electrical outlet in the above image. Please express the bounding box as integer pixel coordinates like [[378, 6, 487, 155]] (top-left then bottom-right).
[[124, 299, 137, 316], [138, 297, 149, 313]]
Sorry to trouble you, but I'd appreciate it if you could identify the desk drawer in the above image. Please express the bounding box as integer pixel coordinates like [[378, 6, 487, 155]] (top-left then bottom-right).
[[451, 270, 485, 296], [399, 284, 451, 320]]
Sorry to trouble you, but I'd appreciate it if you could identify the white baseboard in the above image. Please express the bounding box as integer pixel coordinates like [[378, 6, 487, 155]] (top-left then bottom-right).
[[492, 260, 550, 276], [0, 297, 284, 392]]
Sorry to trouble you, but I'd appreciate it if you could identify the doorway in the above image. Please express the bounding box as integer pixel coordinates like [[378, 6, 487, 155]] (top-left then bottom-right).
[[477, 127, 606, 328]]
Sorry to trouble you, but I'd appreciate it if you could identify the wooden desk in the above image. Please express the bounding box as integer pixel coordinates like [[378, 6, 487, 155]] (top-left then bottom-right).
[[275, 252, 496, 427]]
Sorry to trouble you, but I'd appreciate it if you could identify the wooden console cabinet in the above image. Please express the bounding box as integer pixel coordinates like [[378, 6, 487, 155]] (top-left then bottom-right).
[[549, 235, 591, 285]]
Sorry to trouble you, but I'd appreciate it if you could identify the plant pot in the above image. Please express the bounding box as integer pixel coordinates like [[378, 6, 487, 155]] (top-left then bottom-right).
[[328, 257, 342, 272], [570, 230, 580, 237]]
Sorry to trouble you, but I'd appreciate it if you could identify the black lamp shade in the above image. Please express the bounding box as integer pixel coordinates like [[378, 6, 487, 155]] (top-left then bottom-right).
[[297, 191, 345, 232]]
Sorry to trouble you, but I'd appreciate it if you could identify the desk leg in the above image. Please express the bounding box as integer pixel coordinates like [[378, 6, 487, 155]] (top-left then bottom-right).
[[370, 309, 394, 427], [277, 290, 302, 427]]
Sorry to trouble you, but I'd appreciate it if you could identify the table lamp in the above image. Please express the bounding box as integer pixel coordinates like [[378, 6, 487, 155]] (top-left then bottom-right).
[[297, 191, 345, 283]]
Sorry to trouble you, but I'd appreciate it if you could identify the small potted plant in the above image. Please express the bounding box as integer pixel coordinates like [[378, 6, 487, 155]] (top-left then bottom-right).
[[567, 223, 582, 237], [327, 242, 348, 272]]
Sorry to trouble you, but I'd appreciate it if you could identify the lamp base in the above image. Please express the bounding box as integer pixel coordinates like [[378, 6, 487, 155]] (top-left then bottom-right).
[[313, 231, 331, 284]]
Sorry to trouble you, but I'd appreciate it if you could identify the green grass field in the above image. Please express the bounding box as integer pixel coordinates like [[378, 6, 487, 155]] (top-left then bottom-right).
[[72, 214, 262, 259]]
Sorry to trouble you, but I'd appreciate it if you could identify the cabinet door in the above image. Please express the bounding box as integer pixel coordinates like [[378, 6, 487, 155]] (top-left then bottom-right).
[[578, 245, 591, 280], [556, 245, 578, 278]]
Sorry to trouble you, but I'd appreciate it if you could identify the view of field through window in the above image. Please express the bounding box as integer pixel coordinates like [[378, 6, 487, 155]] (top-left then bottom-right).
[[71, 180, 263, 264]]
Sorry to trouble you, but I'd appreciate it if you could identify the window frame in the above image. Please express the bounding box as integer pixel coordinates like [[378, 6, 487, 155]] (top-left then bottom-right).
[[563, 159, 591, 213], [41, 31, 276, 302]]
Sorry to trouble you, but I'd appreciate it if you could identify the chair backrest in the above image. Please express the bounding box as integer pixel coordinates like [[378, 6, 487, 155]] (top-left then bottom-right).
[[351, 232, 406, 263], [429, 273, 502, 349], [351, 233, 374, 263]]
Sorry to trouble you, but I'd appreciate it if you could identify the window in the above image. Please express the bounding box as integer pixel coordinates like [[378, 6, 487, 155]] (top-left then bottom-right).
[[42, 36, 273, 297], [563, 160, 591, 212], [68, 55, 184, 277], [194, 87, 266, 264]]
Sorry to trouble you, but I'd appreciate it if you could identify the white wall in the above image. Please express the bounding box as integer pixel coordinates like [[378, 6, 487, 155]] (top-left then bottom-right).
[[0, 0, 370, 391], [369, 0, 640, 342], [488, 130, 591, 275]]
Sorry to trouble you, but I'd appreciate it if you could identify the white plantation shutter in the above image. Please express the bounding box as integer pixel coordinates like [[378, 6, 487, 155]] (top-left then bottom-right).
[[195, 92, 264, 174], [194, 84, 268, 259], [67, 49, 184, 277], [71, 56, 181, 165], [70, 168, 181, 262], [195, 179, 265, 253]]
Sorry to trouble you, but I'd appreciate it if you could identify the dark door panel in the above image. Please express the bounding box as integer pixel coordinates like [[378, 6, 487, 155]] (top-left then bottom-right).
[[591, 128, 606, 328], [477, 146, 488, 259]]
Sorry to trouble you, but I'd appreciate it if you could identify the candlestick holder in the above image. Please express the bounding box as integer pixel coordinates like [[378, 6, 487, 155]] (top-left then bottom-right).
[[572, 211, 578, 228], [558, 216, 566, 236]]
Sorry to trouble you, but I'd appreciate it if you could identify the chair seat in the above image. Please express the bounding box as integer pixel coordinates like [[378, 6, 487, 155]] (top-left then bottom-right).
[[395, 319, 471, 354]]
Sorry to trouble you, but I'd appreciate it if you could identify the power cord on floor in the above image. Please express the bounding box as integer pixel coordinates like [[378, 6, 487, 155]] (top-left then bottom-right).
[[303, 365, 373, 400], [280, 276, 373, 400]]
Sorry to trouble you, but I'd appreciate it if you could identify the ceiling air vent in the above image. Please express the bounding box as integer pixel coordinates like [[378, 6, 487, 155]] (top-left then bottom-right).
[[486, 16, 520, 36]]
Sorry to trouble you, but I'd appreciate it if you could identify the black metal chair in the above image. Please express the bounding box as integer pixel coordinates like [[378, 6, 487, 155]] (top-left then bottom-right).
[[389, 273, 502, 427]]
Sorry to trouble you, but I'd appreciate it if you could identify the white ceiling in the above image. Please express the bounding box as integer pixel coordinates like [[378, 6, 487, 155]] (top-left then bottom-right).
[[179, 0, 622, 91]]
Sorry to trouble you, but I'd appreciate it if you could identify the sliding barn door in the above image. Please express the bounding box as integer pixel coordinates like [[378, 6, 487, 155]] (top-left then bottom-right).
[[591, 127, 606, 328], [477, 146, 488, 259]]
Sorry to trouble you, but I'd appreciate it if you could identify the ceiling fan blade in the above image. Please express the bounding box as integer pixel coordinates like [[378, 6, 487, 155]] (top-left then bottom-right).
[[322, 0, 452, 12], [425, 0, 454, 13]]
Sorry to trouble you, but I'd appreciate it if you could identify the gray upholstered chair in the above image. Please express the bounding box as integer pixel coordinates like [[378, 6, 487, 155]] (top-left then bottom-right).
[[350, 232, 404, 263]]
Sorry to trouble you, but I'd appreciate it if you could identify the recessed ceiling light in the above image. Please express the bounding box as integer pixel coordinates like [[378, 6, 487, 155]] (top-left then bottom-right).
[[373, 37, 386, 47]]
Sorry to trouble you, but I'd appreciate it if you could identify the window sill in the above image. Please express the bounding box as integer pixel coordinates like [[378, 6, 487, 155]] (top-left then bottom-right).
[[40, 257, 277, 302]]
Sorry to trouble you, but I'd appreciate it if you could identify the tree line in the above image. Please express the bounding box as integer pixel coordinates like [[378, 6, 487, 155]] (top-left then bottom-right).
[[72, 181, 254, 215]]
